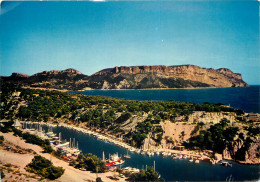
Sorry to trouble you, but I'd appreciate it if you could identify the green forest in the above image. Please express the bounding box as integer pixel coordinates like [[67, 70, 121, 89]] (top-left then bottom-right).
[[0, 85, 246, 149]]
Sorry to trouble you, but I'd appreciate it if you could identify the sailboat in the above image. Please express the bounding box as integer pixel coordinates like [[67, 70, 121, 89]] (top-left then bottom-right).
[[124, 150, 131, 159]]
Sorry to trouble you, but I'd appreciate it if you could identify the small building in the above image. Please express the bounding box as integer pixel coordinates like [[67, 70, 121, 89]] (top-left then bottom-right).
[[71, 95, 78, 99], [174, 146, 185, 151], [33, 94, 39, 97], [12, 120, 22, 129], [12, 91, 21, 97], [246, 113, 260, 122], [248, 113, 259, 117], [220, 104, 230, 108]]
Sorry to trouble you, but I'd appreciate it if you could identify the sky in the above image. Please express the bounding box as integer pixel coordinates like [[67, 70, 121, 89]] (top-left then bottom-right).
[[0, 1, 259, 84]]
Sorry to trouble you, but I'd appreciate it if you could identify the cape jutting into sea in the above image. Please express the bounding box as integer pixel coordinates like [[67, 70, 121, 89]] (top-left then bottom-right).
[[71, 85, 260, 113]]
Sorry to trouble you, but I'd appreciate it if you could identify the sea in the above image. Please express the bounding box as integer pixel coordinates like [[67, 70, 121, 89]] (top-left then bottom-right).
[[57, 86, 260, 181], [71, 85, 260, 113]]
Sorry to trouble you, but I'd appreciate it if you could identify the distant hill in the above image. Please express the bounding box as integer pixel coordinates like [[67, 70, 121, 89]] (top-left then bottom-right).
[[0, 65, 249, 90]]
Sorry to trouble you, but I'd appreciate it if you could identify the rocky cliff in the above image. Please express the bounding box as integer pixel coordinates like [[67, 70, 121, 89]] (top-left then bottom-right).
[[223, 137, 260, 164], [0, 65, 249, 90], [93, 65, 249, 89]]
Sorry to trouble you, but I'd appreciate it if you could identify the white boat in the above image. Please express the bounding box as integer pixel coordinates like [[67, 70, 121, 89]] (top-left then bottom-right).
[[46, 132, 56, 138], [129, 148, 135, 152], [220, 161, 232, 167], [162, 152, 167, 156], [106, 153, 125, 166], [113, 159, 125, 166], [124, 151, 131, 159], [123, 167, 140, 173], [52, 136, 59, 140]]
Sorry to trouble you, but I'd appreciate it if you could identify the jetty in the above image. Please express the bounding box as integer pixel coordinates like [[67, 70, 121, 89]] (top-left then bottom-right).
[[22, 122, 81, 160]]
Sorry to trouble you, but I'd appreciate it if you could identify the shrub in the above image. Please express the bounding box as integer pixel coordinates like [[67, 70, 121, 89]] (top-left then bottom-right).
[[27, 156, 52, 171], [26, 156, 64, 180], [43, 144, 53, 153], [0, 169, 5, 179], [42, 166, 64, 180], [75, 153, 108, 173], [130, 167, 164, 182], [0, 136, 4, 144]]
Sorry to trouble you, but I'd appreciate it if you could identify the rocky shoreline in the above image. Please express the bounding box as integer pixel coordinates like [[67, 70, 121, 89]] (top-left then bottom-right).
[[21, 85, 247, 92]]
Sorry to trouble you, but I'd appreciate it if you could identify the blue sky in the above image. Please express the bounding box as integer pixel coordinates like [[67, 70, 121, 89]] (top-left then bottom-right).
[[0, 1, 259, 84]]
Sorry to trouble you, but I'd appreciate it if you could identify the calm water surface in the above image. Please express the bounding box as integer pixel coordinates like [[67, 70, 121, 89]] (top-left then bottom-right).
[[71, 86, 260, 113], [34, 124, 259, 181], [47, 86, 260, 181]]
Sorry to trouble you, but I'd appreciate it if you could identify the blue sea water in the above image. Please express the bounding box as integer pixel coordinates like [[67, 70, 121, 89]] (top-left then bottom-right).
[[34, 124, 259, 181], [71, 86, 260, 113]]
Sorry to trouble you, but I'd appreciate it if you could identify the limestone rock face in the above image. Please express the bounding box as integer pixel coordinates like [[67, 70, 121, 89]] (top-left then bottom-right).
[[143, 134, 157, 150], [184, 111, 237, 124], [223, 137, 260, 164], [1, 65, 249, 90], [93, 65, 249, 89]]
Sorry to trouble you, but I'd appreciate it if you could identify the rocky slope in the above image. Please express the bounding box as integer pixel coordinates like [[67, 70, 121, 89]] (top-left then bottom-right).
[[1, 68, 89, 91], [222, 136, 260, 164], [0, 65, 249, 90]]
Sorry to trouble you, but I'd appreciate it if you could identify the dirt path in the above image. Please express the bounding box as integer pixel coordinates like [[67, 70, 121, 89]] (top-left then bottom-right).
[[0, 132, 126, 182]]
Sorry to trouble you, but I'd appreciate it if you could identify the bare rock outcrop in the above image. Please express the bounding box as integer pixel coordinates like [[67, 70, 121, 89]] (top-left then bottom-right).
[[93, 65, 249, 89], [32, 68, 82, 77], [223, 137, 260, 164], [1, 65, 249, 90], [11, 73, 30, 78], [184, 111, 237, 124]]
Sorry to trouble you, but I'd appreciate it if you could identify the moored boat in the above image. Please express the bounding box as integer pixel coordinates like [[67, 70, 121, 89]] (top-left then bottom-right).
[[195, 160, 200, 164], [106, 153, 125, 166], [124, 151, 131, 159]]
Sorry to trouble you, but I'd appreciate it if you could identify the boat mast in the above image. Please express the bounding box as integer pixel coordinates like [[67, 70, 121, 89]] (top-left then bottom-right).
[[59, 132, 61, 142], [102, 151, 105, 161]]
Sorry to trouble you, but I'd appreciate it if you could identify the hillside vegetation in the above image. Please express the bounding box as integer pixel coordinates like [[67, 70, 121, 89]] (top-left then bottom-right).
[[0, 85, 259, 164]]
